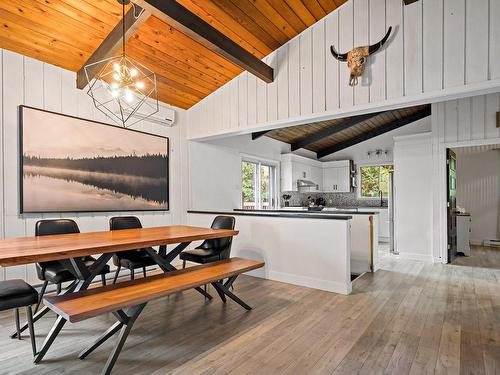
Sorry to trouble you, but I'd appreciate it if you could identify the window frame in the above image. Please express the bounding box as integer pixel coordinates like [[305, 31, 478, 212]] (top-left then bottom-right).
[[357, 163, 394, 199], [240, 155, 279, 210]]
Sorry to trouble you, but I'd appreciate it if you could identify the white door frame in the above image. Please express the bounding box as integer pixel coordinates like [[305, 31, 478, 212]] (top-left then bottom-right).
[[435, 137, 500, 264]]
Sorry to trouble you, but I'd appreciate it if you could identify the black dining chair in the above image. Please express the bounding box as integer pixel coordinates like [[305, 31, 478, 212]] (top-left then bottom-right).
[[109, 216, 157, 284], [180, 216, 236, 267], [34, 219, 110, 312], [0, 279, 38, 356]]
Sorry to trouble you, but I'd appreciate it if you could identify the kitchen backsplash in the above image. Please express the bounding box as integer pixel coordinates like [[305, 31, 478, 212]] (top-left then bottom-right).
[[280, 191, 388, 208]]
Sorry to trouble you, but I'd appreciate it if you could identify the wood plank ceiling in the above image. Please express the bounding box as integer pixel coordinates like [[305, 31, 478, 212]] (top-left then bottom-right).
[[262, 104, 432, 158], [0, 0, 347, 109]]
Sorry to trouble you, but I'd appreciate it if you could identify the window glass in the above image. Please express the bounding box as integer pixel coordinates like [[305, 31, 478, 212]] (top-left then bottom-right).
[[241, 161, 257, 209], [360, 165, 394, 198], [260, 165, 270, 209], [241, 159, 277, 209]]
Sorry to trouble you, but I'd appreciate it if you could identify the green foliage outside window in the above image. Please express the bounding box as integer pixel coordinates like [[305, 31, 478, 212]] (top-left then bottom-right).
[[360, 165, 394, 198], [241, 161, 256, 205]]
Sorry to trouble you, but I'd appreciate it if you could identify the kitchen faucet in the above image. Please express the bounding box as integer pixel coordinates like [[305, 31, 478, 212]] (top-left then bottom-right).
[[379, 190, 384, 207]]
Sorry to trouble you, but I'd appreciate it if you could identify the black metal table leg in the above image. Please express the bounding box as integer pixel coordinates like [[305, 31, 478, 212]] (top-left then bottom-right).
[[144, 245, 213, 300], [33, 253, 112, 363]]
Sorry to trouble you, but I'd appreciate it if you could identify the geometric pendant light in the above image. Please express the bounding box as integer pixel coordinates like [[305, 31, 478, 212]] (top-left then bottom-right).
[[85, 0, 158, 127]]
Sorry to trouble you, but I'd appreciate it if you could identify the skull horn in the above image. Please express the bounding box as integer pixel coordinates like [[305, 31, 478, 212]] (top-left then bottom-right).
[[330, 45, 348, 62], [368, 26, 392, 54]]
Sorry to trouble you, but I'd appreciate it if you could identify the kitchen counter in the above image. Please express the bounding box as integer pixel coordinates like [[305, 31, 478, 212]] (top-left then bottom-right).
[[188, 210, 352, 220], [188, 209, 380, 289], [233, 208, 379, 215]]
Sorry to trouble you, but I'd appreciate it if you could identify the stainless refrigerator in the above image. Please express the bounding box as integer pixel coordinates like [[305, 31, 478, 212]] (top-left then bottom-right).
[[388, 171, 398, 254]]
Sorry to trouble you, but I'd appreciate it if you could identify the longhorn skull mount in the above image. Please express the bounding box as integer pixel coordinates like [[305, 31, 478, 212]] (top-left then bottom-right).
[[330, 27, 393, 86]]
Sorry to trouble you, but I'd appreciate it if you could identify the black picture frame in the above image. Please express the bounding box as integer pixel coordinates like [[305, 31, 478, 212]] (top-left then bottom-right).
[[19, 105, 170, 214]]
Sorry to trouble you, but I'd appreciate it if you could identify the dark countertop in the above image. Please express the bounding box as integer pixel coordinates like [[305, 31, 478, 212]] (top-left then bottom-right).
[[234, 208, 380, 215], [187, 210, 352, 220]]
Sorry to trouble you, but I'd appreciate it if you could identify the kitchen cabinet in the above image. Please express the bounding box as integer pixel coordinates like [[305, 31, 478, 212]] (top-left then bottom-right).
[[281, 154, 351, 193], [322, 161, 351, 193], [281, 154, 322, 192]]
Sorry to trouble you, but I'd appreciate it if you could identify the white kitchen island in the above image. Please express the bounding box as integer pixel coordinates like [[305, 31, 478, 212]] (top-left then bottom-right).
[[188, 210, 379, 295]]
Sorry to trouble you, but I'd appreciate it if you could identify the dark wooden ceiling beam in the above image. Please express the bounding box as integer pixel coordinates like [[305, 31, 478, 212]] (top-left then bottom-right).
[[317, 106, 432, 159], [290, 111, 386, 151], [76, 4, 150, 89], [135, 0, 274, 83]]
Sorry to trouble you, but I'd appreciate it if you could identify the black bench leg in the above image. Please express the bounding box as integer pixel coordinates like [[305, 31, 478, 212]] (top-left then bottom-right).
[[78, 321, 123, 360], [211, 283, 227, 303], [101, 304, 146, 375], [34, 315, 67, 364], [194, 286, 213, 300], [212, 277, 251, 311]]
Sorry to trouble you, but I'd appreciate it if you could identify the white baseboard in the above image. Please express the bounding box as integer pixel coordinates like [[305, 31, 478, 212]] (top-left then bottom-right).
[[245, 268, 352, 295]]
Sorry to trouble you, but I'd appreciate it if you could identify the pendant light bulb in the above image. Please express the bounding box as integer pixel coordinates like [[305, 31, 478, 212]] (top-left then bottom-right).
[[125, 88, 133, 103]]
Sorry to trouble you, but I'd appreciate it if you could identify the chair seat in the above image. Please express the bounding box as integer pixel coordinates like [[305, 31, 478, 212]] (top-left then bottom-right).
[[44, 259, 110, 284], [180, 248, 221, 264], [117, 248, 157, 269], [0, 279, 38, 311]]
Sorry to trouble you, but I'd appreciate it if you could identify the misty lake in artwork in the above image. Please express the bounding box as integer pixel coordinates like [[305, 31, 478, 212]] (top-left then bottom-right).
[[21, 106, 169, 212]]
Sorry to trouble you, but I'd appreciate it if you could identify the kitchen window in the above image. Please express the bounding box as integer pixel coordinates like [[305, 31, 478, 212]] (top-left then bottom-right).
[[241, 158, 278, 210], [359, 165, 394, 198]]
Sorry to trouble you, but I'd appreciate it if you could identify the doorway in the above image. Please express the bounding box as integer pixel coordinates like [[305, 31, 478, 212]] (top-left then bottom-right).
[[446, 144, 500, 267]]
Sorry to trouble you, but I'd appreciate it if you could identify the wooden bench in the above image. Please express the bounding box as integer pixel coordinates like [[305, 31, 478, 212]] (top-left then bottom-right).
[[42, 257, 264, 375]]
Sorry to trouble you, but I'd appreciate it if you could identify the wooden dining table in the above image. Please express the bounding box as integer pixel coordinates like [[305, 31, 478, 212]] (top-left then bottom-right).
[[0, 224, 239, 364]]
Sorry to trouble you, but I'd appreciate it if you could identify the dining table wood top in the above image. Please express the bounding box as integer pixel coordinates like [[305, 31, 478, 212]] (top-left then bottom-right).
[[0, 225, 239, 267]]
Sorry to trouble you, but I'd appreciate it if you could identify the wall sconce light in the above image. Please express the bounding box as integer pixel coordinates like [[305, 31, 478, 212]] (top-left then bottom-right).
[[367, 149, 390, 159]]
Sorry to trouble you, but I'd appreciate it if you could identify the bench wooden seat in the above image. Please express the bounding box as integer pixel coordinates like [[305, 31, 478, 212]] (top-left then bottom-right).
[[42, 257, 264, 375]]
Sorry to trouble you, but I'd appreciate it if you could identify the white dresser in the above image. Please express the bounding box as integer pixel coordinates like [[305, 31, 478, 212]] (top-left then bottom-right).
[[457, 214, 472, 256]]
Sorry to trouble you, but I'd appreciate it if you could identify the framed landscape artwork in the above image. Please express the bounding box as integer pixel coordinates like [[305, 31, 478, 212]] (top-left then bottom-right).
[[19, 105, 169, 213]]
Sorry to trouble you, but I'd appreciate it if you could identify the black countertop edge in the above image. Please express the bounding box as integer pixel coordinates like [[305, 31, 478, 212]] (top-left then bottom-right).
[[187, 210, 352, 221], [233, 208, 379, 215]]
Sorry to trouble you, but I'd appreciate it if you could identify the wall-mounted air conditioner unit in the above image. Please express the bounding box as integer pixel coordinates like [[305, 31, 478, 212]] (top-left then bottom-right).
[[122, 105, 176, 127]]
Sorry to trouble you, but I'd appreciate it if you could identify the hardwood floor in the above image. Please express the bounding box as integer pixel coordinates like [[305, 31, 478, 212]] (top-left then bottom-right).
[[452, 245, 500, 269], [1, 255, 499, 374]]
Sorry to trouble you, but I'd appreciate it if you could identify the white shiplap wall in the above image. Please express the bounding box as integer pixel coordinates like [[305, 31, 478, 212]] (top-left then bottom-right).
[[0, 49, 186, 284], [431, 92, 500, 262], [187, 0, 500, 140]]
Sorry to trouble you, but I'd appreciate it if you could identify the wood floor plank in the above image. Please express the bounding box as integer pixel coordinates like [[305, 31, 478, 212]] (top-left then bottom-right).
[[1, 246, 499, 374]]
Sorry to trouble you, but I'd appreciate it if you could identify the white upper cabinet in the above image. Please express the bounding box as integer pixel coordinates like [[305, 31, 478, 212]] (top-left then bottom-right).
[[322, 161, 351, 193], [281, 154, 322, 192], [281, 155, 351, 193]]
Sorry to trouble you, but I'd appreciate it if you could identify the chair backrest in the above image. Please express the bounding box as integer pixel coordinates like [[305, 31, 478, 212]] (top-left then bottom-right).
[[109, 216, 142, 231], [197, 216, 236, 260], [35, 219, 80, 236], [109, 216, 145, 261], [34, 219, 81, 281]]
